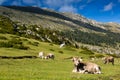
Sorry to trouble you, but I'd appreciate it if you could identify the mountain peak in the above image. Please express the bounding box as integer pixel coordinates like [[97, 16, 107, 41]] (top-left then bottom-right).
[[0, 6, 120, 54]]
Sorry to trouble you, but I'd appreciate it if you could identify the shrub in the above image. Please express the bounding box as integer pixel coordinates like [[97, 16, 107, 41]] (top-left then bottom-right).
[[0, 36, 7, 40], [0, 41, 13, 48], [13, 44, 29, 50], [28, 41, 39, 46], [107, 54, 118, 58], [94, 54, 105, 58], [21, 38, 28, 41], [9, 39, 22, 45], [89, 55, 95, 58], [49, 43, 54, 46], [58, 51, 64, 54], [80, 48, 94, 55], [33, 42, 39, 46], [49, 49, 55, 51], [0, 37, 29, 50]]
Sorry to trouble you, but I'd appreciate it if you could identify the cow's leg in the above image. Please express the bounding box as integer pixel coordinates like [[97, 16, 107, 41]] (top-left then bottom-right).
[[104, 60, 107, 64], [72, 68, 77, 73], [112, 60, 114, 65], [76, 66, 80, 72], [79, 69, 86, 73]]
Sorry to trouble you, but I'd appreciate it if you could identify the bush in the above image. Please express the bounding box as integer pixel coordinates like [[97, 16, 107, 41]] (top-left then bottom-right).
[[33, 42, 39, 46], [49, 43, 54, 46], [49, 49, 55, 51], [0, 37, 29, 50], [0, 36, 7, 40], [28, 41, 39, 46], [80, 47, 94, 55], [89, 55, 95, 58], [0, 42, 13, 48], [58, 51, 64, 54], [21, 38, 28, 41], [13, 44, 29, 50], [9, 39, 22, 45], [94, 54, 105, 58], [107, 54, 118, 58]]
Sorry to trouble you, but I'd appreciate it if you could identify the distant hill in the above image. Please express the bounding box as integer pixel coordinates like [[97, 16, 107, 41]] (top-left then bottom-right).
[[0, 6, 120, 54]]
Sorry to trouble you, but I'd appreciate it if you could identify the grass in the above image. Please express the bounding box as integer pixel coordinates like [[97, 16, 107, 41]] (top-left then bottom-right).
[[0, 33, 120, 80], [0, 59, 120, 80]]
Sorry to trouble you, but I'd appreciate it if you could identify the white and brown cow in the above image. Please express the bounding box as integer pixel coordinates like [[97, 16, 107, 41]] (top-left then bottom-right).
[[72, 57, 101, 74], [38, 52, 55, 60], [46, 53, 55, 60]]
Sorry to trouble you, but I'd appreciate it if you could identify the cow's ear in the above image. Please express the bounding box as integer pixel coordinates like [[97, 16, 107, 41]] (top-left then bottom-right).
[[71, 58, 74, 62]]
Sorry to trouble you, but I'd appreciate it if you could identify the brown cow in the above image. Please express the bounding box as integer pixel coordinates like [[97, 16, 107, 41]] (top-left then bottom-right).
[[72, 57, 101, 74], [103, 56, 114, 65]]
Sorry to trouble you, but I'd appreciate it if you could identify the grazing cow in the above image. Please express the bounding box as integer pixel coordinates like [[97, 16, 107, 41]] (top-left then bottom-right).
[[38, 52, 44, 59], [72, 57, 101, 74], [46, 53, 55, 60], [103, 56, 114, 65]]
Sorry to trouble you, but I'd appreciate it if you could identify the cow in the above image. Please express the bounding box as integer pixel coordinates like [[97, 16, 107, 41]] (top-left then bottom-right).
[[72, 57, 101, 74], [46, 53, 55, 60], [103, 56, 114, 65], [38, 52, 44, 59]]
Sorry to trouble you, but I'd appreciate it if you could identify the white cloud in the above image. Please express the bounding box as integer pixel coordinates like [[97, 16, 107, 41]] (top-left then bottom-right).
[[87, 0, 93, 3], [44, 0, 81, 8], [44, 0, 63, 8], [103, 2, 113, 11], [11, 0, 22, 6], [79, 5, 86, 10], [23, 0, 41, 6], [23, 0, 37, 4], [118, 0, 120, 2], [59, 5, 77, 13], [0, 0, 6, 5]]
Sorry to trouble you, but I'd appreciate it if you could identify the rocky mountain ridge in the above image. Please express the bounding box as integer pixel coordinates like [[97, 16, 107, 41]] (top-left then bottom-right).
[[0, 6, 120, 55]]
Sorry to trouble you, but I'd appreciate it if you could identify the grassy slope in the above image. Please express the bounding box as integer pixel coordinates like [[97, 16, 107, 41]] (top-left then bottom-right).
[[0, 33, 120, 80]]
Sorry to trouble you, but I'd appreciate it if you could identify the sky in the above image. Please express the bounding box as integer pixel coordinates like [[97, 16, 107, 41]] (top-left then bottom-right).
[[0, 0, 120, 23]]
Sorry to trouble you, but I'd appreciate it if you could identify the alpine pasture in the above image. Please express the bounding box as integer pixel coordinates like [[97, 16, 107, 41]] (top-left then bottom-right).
[[0, 34, 120, 80]]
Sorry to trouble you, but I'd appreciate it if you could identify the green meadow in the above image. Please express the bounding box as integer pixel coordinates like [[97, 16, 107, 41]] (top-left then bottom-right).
[[0, 34, 120, 80]]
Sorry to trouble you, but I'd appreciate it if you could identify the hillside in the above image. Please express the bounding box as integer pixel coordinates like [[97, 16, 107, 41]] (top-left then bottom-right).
[[0, 6, 120, 55]]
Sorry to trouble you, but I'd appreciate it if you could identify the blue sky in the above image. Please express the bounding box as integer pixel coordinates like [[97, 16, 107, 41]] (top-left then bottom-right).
[[0, 0, 120, 23]]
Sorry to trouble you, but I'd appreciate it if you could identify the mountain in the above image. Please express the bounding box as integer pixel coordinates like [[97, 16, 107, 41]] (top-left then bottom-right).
[[0, 6, 120, 55]]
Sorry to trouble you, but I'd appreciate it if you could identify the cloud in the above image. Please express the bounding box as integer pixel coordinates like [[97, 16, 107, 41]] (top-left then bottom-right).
[[44, 0, 81, 8], [22, 0, 41, 6], [11, 0, 22, 6], [3, 0, 41, 6], [87, 0, 93, 3], [103, 2, 113, 11], [79, 5, 86, 10], [23, 0, 35, 4], [118, 0, 120, 2], [59, 5, 77, 13], [0, 0, 6, 5], [44, 0, 63, 8]]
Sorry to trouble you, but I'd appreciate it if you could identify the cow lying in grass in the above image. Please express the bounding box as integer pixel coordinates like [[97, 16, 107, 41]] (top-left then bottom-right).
[[38, 52, 54, 60], [72, 57, 101, 74], [103, 56, 114, 65]]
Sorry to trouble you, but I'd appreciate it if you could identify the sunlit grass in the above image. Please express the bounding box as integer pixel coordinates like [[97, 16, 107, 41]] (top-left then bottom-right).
[[0, 33, 120, 80]]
